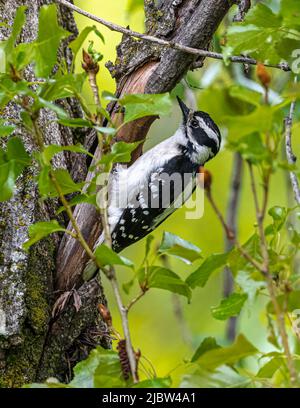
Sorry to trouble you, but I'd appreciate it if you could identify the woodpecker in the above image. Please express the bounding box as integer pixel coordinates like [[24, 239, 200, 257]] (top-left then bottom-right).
[[85, 97, 221, 277]]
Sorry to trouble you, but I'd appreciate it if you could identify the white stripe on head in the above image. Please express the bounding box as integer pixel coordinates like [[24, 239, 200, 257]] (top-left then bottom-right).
[[197, 118, 220, 148]]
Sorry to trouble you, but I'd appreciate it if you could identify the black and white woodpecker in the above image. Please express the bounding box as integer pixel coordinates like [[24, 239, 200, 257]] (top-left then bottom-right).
[[85, 97, 221, 277]]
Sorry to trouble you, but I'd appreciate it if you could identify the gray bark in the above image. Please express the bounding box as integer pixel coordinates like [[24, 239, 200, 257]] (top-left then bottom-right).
[[0, 0, 108, 387]]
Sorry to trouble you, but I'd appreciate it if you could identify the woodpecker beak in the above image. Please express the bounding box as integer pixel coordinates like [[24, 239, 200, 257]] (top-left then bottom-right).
[[176, 97, 190, 123]]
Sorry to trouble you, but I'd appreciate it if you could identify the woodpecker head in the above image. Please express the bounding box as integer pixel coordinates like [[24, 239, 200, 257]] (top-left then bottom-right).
[[177, 97, 221, 164]]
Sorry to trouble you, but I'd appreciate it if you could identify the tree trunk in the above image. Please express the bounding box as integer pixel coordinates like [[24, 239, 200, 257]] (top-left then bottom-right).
[[0, 0, 109, 387]]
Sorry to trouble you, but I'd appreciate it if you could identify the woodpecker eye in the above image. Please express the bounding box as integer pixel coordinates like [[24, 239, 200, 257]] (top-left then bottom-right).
[[190, 119, 199, 128]]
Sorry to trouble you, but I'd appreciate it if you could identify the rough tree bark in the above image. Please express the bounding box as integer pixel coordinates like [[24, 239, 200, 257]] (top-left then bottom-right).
[[0, 0, 232, 387], [0, 0, 109, 387]]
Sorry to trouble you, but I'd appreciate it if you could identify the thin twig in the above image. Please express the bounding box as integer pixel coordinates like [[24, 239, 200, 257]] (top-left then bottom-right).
[[284, 77, 300, 205], [205, 188, 265, 273], [126, 290, 147, 313], [56, 0, 290, 72], [247, 162, 298, 386], [224, 153, 243, 341]]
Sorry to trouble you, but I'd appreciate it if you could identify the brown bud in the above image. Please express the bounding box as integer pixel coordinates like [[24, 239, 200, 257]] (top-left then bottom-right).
[[198, 166, 212, 191], [97, 303, 112, 327], [82, 49, 99, 74], [256, 63, 271, 89]]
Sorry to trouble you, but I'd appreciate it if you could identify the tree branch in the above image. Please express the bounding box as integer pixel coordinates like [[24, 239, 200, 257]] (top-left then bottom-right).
[[56, 0, 290, 72], [284, 78, 300, 205], [223, 153, 243, 341]]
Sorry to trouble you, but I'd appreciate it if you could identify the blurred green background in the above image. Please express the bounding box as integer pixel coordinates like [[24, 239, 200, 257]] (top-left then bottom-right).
[[74, 0, 299, 384]]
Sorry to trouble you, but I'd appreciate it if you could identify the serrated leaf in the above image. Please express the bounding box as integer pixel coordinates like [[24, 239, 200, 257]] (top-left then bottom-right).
[[194, 334, 258, 370], [186, 252, 229, 288], [23, 220, 66, 250], [158, 231, 202, 264], [94, 244, 133, 268], [211, 293, 248, 321]]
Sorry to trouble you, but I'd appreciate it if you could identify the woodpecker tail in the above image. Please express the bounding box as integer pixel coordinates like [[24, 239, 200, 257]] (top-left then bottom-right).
[[82, 232, 105, 281]]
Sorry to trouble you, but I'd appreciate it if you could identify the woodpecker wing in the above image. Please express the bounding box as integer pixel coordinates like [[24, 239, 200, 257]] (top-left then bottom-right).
[[111, 155, 198, 253]]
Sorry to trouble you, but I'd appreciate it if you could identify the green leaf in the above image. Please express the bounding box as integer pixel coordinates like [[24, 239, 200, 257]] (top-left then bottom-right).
[[228, 85, 262, 107], [267, 290, 300, 314], [245, 4, 282, 28], [34, 5, 70, 77], [119, 93, 173, 124], [70, 348, 124, 388], [39, 73, 86, 101], [194, 334, 258, 370], [0, 137, 31, 201], [0, 76, 31, 109], [186, 252, 229, 288], [266, 206, 288, 235], [211, 293, 248, 321], [139, 266, 192, 301], [0, 161, 16, 201], [0, 123, 15, 137], [99, 141, 141, 167], [191, 337, 220, 363], [34, 97, 69, 119], [235, 271, 266, 307], [56, 193, 97, 214], [69, 26, 94, 59], [227, 133, 269, 164], [58, 118, 93, 128], [132, 377, 172, 388], [180, 365, 252, 388], [94, 244, 133, 268], [6, 136, 31, 175], [23, 220, 66, 250], [158, 231, 202, 264], [256, 357, 284, 379], [4, 6, 27, 66], [94, 126, 116, 135], [42, 144, 93, 166], [38, 168, 83, 198], [225, 106, 275, 140]]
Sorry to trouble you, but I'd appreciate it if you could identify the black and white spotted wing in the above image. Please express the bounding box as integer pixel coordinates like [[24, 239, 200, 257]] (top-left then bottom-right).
[[111, 155, 199, 253]]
